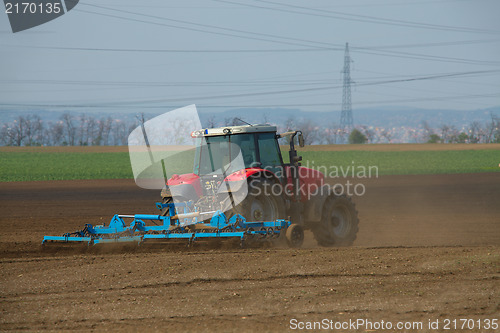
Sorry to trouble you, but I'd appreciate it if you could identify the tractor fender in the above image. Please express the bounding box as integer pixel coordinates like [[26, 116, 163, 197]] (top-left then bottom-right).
[[217, 168, 281, 194], [303, 184, 335, 223], [161, 173, 203, 201], [161, 184, 200, 202]]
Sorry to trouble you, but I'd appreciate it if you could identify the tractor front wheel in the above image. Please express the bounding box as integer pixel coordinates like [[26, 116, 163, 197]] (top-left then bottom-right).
[[229, 177, 286, 222], [312, 195, 359, 247]]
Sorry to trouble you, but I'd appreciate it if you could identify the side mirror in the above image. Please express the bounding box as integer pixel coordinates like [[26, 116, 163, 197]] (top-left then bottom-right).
[[298, 133, 305, 147]]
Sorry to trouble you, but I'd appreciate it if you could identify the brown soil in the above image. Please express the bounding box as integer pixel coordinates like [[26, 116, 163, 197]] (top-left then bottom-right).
[[1, 174, 499, 331]]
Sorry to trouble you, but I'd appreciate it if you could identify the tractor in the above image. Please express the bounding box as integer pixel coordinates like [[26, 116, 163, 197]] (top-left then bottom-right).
[[160, 124, 359, 246]]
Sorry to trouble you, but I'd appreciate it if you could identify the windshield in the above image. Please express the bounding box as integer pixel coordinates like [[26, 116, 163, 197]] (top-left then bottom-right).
[[194, 134, 256, 175]]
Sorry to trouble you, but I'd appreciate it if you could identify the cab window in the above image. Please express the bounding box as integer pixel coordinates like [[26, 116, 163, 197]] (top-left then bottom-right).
[[257, 132, 282, 168]]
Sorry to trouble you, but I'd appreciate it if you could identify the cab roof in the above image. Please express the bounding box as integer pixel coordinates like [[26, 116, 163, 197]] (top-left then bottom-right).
[[194, 124, 277, 137]]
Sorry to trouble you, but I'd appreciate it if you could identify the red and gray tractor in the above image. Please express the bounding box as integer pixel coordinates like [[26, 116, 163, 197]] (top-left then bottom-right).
[[160, 124, 359, 247]]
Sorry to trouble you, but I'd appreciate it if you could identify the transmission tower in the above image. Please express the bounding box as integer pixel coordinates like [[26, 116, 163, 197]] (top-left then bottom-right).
[[340, 42, 354, 140]]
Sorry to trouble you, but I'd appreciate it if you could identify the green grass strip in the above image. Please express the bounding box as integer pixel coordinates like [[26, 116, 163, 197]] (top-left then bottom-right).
[[299, 150, 500, 176], [0, 152, 132, 181], [1, 149, 499, 182]]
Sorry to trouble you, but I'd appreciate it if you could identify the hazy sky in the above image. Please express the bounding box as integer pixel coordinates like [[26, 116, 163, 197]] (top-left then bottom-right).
[[1, 0, 499, 115]]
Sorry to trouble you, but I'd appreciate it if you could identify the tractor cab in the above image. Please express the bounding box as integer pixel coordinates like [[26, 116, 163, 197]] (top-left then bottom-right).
[[192, 124, 304, 181], [161, 124, 309, 216], [162, 124, 311, 204]]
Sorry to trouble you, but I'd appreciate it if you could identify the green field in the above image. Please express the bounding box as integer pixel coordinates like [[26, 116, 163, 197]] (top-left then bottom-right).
[[1, 148, 499, 182], [300, 150, 500, 176], [0, 152, 132, 181]]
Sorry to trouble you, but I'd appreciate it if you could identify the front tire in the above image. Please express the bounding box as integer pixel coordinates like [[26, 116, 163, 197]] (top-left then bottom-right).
[[312, 195, 359, 246], [229, 177, 285, 222]]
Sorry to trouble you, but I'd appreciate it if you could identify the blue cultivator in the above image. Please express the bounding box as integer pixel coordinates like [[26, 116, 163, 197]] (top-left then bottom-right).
[[42, 202, 304, 248]]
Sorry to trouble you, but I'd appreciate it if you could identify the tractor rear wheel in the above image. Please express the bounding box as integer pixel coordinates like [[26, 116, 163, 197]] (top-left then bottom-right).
[[229, 177, 285, 222], [312, 195, 359, 247]]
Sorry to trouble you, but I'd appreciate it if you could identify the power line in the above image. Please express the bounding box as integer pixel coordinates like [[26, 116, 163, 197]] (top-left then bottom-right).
[[3, 44, 336, 53], [2, 92, 498, 109], [5, 43, 498, 68], [226, 0, 499, 35], [6, 37, 498, 55], [0, 77, 335, 87], [1, 69, 497, 89], [75, 8, 322, 50], [357, 38, 500, 50], [1, 70, 497, 92], [311, 0, 482, 9], [353, 48, 500, 67], [12, 46, 332, 53], [78, 3, 337, 49], [61, 4, 500, 67], [2, 70, 498, 108]]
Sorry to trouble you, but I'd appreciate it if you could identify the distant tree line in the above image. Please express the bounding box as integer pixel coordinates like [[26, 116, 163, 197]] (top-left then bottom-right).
[[275, 114, 500, 145], [0, 113, 139, 147], [421, 113, 500, 144], [1, 112, 499, 146]]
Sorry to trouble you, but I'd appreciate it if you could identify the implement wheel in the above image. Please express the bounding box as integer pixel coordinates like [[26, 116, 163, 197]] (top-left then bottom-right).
[[286, 224, 304, 248]]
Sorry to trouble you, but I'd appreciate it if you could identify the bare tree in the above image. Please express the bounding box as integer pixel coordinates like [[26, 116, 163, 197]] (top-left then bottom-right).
[[233, 117, 246, 126], [111, 120, 128, 146], [485, 113, 499, 143], [295, 119, 318, 145], [85, 116, 97, 146], [95, 117, 114, 146], [493, 114, 500, 143], [45, 121, 64, 146], [360, 125, 375, 143], [5, 116, 28, 146], [421, 120, 435, 143], [206, 115, 217, 128], [20, 115, 43, 146], [262, 113, 269, 124], [61, 113, 76, 146], [77, 114, 87, 146], [380, 129, 392, 143], [0, 123, 14, 146], [223, 117, 245, 126], [324, 123, 341, 144], [468, 121, 483, 143], [284, 117, 295, 131], [440, 125, 450, 143]]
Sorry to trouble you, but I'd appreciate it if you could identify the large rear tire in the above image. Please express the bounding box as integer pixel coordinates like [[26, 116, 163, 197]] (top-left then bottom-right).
[[312, 195, 359, 247], [229, 177, 286, 222]]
